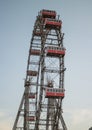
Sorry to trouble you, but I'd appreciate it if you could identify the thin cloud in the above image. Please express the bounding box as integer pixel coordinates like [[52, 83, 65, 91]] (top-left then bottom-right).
[[65, 108, 92, 130], [0, 111, 13, 130]]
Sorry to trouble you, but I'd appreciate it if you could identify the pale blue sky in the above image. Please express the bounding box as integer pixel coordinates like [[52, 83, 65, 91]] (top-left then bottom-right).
[[0, 0, 92, 130]]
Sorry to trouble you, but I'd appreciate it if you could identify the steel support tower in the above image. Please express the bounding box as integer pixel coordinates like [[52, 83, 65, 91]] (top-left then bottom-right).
[[12, 9, 67, 130]]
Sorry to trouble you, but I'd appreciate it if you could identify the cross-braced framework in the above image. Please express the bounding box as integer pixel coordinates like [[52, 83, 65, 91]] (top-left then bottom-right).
[[12, 9, 67, 130]]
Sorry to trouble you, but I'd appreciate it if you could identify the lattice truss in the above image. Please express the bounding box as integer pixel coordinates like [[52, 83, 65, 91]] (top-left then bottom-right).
[[12, 9, 67, 130]]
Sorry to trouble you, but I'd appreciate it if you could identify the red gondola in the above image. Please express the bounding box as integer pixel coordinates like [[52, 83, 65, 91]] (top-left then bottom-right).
[[45, 46, 65, 57], [44, 18, 62, 29], [33, 30, 42, 36], [45, 88, 65, 98], [40, 9, 56, 19], [27, 116, 36, 121], [30, 49, 40, 55], [27, 70, 38, 76], [28, 93, 36, 98]]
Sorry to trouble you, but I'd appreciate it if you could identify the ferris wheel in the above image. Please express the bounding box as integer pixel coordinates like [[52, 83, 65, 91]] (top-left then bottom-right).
[[12, 9, 67, 130]]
